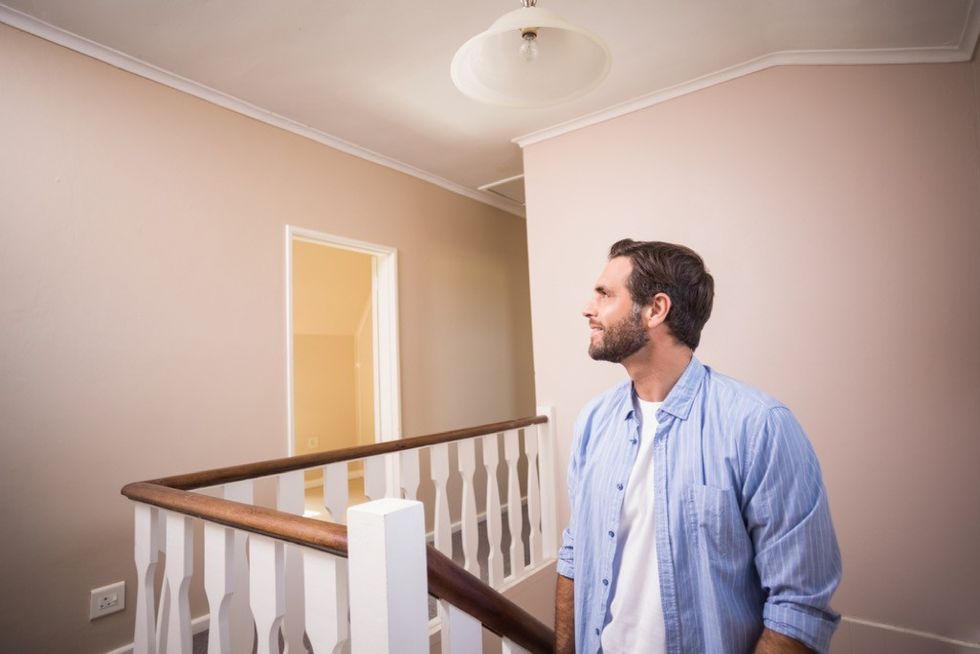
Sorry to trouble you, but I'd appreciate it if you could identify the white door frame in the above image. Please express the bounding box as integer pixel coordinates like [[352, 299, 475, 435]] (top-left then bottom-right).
[[284, 225, 403, 461]]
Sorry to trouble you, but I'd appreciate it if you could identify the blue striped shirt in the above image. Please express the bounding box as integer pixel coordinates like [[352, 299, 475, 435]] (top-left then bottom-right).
[[558, 357, 841, 653]]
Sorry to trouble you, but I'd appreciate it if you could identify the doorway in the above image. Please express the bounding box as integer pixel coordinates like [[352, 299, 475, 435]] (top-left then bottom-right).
[[285, 226, 401, 515]]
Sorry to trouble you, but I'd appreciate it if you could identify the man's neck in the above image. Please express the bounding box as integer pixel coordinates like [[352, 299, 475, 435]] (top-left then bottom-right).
[[623, 344, 693, 402]]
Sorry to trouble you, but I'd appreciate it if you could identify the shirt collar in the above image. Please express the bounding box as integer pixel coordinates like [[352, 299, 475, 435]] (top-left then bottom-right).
[[620, 355, 706, 422]]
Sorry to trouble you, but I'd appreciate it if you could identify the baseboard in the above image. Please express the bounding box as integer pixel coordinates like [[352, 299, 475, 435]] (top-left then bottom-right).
[[840, 616, 980, 650], [105, 613, 209, 654]]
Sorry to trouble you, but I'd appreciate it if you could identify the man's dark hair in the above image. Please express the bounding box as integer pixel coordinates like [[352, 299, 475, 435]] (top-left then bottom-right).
[[608, 239, 714, 350]]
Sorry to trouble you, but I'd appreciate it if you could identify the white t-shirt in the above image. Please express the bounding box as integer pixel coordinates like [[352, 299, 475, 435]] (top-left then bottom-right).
[[600, 397, 667, 653]]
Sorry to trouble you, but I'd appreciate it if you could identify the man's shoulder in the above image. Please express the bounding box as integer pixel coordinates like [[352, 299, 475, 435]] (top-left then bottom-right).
[[702, 365, 786, 417]]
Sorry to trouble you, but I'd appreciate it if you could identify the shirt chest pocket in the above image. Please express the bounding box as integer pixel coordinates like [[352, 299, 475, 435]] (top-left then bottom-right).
[[684, 484, 746, 557]]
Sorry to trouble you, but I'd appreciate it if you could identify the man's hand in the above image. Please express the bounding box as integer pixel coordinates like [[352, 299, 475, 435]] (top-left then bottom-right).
[[753, 628, 814, 653], [555, 574, 575, 654]]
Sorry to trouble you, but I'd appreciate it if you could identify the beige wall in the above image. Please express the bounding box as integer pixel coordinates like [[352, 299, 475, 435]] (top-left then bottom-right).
[[523, 61, 980, 650], [293, 334, 358, 455], [0, 24, 534, 653]]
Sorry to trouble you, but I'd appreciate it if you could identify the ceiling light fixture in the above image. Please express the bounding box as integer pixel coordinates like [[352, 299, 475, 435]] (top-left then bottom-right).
[[450, 0, 611, 108]]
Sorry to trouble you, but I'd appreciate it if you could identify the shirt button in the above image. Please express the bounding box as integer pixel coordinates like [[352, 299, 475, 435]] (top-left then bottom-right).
[[602, 578, 609, 586], [630, 438, 638, 445], [595, 628, 601, 636], [616, 483, 624, 491], [608, 530, 615, 538]]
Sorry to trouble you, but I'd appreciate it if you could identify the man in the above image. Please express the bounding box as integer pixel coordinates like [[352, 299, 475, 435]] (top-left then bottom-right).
[[555, 239, 841, 654]]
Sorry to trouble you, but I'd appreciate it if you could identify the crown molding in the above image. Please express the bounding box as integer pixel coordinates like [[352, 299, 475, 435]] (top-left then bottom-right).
[[0, 4, 525, 219], [516, 1, 980, 148]]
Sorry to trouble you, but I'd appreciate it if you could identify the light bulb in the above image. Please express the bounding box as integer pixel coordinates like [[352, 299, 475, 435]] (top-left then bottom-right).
[[519, 30, 539, 62]]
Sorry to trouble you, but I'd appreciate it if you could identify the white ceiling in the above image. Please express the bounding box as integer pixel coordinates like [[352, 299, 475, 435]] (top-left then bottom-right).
[[2, 1, 978, 215]]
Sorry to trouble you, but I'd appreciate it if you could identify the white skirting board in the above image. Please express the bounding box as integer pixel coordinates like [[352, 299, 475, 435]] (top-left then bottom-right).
[[105, 613, 209, 654]]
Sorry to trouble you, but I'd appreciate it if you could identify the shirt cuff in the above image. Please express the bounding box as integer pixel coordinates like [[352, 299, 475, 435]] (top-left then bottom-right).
[[556, 558, 574, 579], [763, 602, 839, 654]]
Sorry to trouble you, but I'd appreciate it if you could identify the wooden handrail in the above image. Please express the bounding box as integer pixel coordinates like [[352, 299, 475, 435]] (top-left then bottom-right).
[[148, 415, 547, 491], [120, 481, 554, 653]]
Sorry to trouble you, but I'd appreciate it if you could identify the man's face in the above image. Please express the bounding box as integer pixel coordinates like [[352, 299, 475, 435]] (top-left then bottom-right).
[[583, 257, 649, 362]]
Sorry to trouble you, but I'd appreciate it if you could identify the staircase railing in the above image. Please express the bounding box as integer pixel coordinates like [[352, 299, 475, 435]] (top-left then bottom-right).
[[121, 408, 558, 653]]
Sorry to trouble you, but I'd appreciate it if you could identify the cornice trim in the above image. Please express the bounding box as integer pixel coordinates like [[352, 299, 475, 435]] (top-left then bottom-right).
[[0, 5, 525, 218], [515, 2, 980, 148]]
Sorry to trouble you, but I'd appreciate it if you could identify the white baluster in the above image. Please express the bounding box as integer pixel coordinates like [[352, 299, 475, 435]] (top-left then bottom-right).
[[278, 471, 306, 654], [536, 407, 559, 560], [155, 512, 169, 654], [457, 439, 480, 577], [134, 504, 159, 654], [399, 449, 420, 500], [224, 480, 255, 653], [304, 549, 350, 654], [442, 604, 482, 654], [164, 512, 193, 654], [504, 429, 524, 578], [501, 638, 531, 654], [324, 462, 350, 523], [204, 522, 233, 654], [249, 535, 285, 654], [482, 434, 504, 587], [430, 443, 452, 557], [430, 442, 453, 638], [347, 499, 428, 654], [524, 427, 542, 567], [364, 455, 386, 501]]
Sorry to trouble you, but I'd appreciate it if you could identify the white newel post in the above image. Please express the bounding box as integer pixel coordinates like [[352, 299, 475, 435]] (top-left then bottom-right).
[[347, 499, 428, 654], [164, 512, 194, 654], [249, 535, 285, 654], [134, 504, 159, 654], [204, 522, 233, 654], [537, 406, 559, 559]]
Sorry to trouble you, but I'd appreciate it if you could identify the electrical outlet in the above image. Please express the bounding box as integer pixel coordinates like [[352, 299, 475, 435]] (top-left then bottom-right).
[[89, 581, 125, 620]]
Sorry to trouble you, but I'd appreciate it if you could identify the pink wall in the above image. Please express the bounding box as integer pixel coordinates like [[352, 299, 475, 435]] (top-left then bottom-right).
[[0, 24, 535, 652], [524, 60, 980, 651]]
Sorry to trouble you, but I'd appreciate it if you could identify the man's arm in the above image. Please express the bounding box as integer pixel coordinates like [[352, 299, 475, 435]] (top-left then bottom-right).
[[754, 627, 813, 653], [743, 407, 842, 653], [555, 574, 575, 654]]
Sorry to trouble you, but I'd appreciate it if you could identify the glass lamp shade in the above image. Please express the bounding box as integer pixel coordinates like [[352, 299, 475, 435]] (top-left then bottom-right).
[[451, 6, 611, 107]]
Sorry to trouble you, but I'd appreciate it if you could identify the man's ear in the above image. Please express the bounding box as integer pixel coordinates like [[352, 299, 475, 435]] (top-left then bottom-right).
[[647, 292, 671, 329]]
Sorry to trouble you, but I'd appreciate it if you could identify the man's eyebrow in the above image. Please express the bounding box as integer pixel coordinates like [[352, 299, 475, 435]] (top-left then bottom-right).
[[595, 285, 609, 294]]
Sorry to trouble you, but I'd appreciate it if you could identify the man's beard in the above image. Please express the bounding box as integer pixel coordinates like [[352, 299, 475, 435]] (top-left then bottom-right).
[[589, 307, 649, 363]]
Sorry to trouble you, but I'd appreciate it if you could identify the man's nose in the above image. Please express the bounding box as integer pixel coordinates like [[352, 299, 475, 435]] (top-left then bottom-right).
[[582, 302, 596, 318]]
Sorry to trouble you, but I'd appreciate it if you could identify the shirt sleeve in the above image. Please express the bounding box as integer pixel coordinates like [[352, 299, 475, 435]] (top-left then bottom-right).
[[556, 408, 588, 579], [742, 407, 842, 654]]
